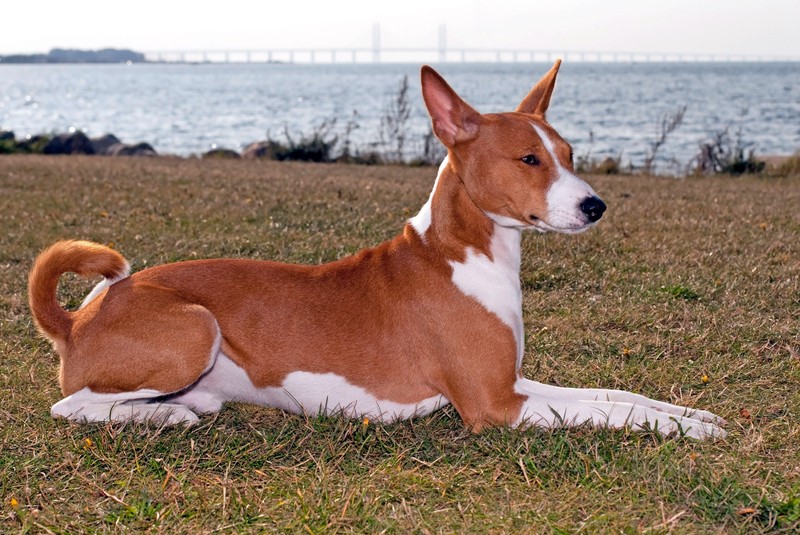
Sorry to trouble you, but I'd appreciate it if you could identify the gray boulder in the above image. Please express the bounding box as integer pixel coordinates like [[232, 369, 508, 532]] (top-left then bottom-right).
[[43, 132, 95, 155], [90, 134, 121, 155], [106, 142, 157, 157], [202, 148, 240, 159], [241, 140, 280, 159]]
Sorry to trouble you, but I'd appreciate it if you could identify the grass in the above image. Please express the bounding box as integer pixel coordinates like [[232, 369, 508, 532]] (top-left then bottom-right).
[[1, 155, 798, 532], [776, 151, 800, 177]]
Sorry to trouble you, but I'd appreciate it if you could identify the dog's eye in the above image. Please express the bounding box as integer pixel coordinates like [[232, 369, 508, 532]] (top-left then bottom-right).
[[569, 151, 574, 165], [521, 154, 539, 166]]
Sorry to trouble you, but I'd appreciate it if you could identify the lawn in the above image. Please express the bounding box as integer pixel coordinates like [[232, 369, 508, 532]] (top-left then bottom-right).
[[1, 155, 798, 532]]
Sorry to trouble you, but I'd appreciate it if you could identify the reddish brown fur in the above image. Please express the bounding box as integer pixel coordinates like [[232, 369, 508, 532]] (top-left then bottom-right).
[[516, 59, 561, 118], [29, 62, 577, 431], [423, 61, 574, 228], [64, 281, 218, 396], [452, 114, 569, 225], [28, 241, 127, 346]]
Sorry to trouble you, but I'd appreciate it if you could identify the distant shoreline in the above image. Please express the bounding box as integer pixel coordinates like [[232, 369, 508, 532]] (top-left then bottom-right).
[[4, 47, 798, 65], [0, 48, 146, 65]]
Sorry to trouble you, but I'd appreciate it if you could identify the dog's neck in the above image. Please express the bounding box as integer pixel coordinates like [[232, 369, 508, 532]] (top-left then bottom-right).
[[409, 157, 525, 367], [409, 157, 522, 265]]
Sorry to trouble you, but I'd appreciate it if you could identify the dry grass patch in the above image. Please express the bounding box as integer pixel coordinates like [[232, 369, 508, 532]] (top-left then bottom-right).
[[1, 155, 799, 532]]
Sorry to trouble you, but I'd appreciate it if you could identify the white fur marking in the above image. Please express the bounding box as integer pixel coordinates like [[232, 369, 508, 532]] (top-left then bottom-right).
[[448, 224, 525, 368], [532, 125, 598, 233], [409, 157, 449, 239], [487, 212, 528, 230], [512, 378, 726, 439], [173, 353, 449, 423], [277, 372, 448, 421], [51, 387, 199, 425], [79, 261, 131, 309]]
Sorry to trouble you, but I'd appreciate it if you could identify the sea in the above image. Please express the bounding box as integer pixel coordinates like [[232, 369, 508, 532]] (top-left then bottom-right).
[[1, 62, 798, 171]]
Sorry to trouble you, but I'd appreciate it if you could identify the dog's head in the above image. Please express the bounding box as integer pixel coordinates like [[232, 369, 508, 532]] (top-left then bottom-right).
[[421, 61, 606, 234]]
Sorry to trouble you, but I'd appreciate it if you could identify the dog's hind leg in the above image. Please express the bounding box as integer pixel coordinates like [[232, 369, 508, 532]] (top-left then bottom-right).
[[51, 388, 201, 424], [54, 284, 223, 425]]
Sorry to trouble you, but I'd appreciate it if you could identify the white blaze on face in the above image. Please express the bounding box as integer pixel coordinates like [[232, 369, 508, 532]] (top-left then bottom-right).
[[532, 125, 598, 233]]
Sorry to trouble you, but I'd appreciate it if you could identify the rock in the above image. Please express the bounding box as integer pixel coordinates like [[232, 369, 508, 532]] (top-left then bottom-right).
[[90, 134, 121, 155], [0, 130, 14, 141], [596, 157, 620, 175], [202, 148, 240, 159], [241, 140, 280, 160], [106, 142, 157, 157], [43, 132, 95, 155]]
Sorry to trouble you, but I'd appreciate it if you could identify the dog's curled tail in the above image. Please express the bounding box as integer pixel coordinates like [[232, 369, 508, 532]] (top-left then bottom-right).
[[28, 240, 129, 344]]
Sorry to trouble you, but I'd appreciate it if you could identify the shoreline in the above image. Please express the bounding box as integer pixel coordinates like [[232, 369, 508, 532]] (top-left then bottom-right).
[[2, 128, 797, 177], [4, 62, 799, 168]]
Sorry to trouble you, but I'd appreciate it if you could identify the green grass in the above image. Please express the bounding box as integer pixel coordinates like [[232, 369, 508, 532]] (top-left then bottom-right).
[[1, 155, 798, 532]]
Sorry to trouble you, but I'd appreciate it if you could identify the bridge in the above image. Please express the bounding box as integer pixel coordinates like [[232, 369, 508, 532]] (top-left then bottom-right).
[[142, 48, 794, 64], [143, 24, 798, 64]]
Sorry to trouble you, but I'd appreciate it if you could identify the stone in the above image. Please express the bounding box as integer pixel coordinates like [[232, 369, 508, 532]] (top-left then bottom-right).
[[43, 132, 95, 155], [90, 134, 121, 155], [241, 140, 280, 160], [596, 157, 620, 175], [106, 142, 157, 157], [202, 148, 240, 159]]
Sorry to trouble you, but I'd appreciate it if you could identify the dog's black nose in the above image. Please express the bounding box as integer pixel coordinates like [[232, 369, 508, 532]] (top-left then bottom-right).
[[580, 196, 606, 223]]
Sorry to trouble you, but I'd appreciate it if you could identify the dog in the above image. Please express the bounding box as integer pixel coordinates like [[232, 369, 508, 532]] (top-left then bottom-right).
[[28, 62, 725, 439]]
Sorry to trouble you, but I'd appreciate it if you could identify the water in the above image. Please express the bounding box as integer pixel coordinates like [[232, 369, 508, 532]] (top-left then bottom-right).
[[1, 62, 798, 170]]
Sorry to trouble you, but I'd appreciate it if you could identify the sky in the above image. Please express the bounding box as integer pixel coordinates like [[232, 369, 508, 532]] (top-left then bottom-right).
[[1, 0, 798, 59]]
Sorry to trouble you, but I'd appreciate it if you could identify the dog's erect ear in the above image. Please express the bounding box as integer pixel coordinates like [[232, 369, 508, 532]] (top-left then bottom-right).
[[421, 66, 481, 148], [516, 59, 561, 118]]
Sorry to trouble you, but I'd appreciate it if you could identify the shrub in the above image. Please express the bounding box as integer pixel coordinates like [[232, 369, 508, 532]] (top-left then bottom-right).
[[691, 127, 765, 176], [642, 106, 687, 175], [270, 119, 339, 163], [574, 130, 625, 175], [338, 150, 384, 166], [0, 134, 52, 154], [576, 155, 624, 175], [0, 138, 17, 154], [379, 75, 412, 163], [18, 134, 52, 153], [417, 125, 447, 166]]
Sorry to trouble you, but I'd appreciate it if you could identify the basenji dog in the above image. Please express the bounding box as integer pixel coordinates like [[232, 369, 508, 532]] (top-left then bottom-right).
[[29, 62, 725, 439]]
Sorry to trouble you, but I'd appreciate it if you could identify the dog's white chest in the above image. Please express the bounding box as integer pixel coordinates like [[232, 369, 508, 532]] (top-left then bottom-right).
[[448, 225, 524, 368]]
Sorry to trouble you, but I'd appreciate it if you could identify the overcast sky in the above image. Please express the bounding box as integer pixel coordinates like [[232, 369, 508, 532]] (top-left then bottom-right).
[[2, 0, 798, 58]]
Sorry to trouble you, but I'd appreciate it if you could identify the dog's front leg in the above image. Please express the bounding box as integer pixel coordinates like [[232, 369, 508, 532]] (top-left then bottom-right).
[[512, 378, 726, 439]]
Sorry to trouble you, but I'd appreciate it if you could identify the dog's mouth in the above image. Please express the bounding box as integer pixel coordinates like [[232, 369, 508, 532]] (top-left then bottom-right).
[[526, 197, 606, 234], [533, 222, 595, 234], [488, 210, 596, 234], [528, 214, 596, 234]]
